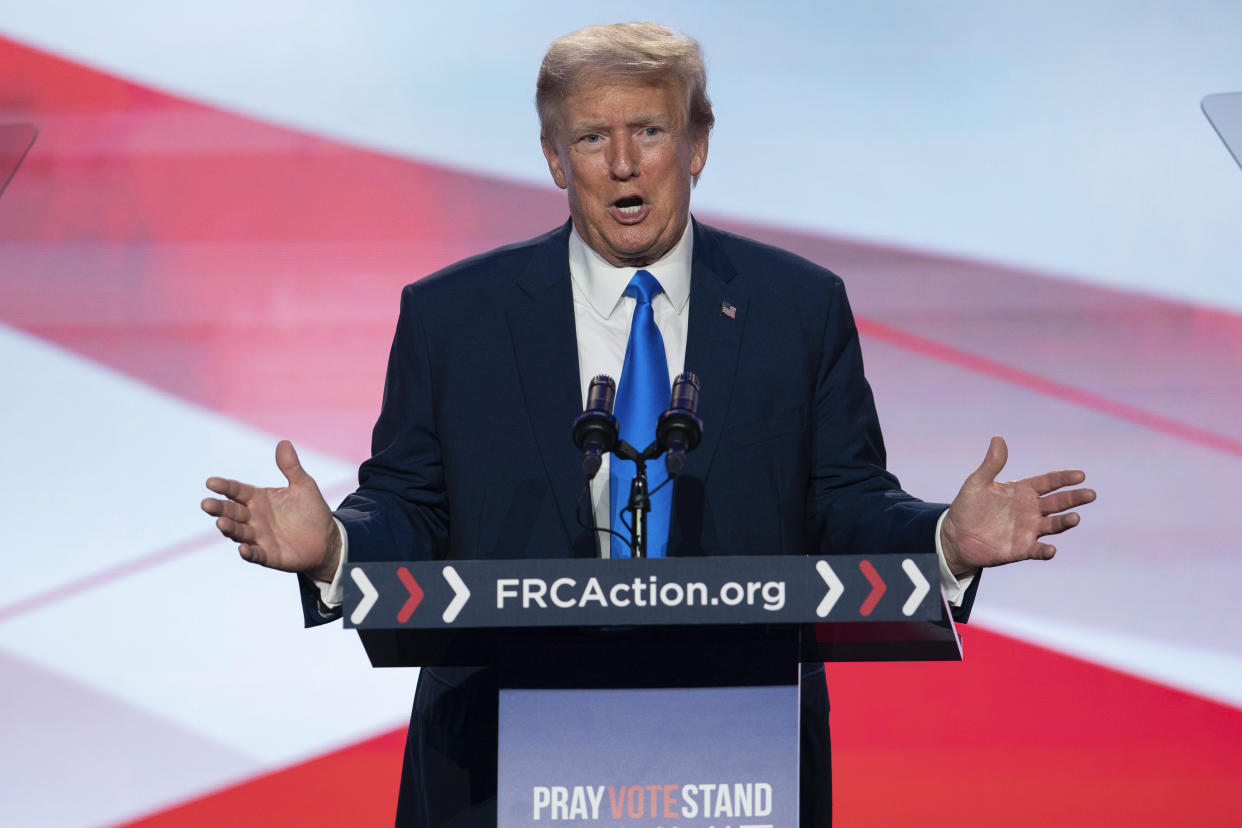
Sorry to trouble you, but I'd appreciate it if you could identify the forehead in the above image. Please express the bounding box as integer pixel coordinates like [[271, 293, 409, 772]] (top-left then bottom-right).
[[558, 76, 686, 130]]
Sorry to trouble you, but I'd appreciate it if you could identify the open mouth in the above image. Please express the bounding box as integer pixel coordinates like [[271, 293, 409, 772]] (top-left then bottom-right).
[[614, 196, 644, 216]]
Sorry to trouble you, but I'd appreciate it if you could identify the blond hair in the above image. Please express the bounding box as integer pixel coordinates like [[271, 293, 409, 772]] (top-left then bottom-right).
[[536, 22, 715, 143]]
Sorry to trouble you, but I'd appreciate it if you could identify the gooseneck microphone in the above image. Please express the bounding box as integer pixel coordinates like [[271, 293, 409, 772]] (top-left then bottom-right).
[[572, 374, 619, 479], [657, 372, 703, 476]]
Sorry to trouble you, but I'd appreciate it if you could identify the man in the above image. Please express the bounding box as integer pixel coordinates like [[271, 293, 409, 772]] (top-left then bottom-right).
[[202, 22, 1094, 827]]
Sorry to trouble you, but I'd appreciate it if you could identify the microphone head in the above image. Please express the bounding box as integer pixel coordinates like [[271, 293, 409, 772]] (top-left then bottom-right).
[[586, 374, 616, 414], [667, 371, 700, 411], [573, 374, 619, 454], [657, 410, 703, 452], [657, 371, 704, 457]]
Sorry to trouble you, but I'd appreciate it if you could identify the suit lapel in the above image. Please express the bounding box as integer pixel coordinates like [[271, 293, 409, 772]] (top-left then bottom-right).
[[682, 219, 748, 486], [502, 219, 747, 557], [505, 223, 595, 557]]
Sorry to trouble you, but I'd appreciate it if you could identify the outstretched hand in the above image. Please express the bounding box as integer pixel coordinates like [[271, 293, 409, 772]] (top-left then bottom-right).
[[940, 436, 1095, 579], [201, 440, 341, 582]]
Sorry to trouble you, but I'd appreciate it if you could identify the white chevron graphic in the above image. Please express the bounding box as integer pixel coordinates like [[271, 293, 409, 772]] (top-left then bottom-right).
[[901, 558, 930, 617], [349, 568, 379, 625], [442, 566, 470, 623], [815, 560, 844, 618]]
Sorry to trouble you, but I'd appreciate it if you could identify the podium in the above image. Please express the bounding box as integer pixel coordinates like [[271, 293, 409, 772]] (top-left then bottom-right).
[[345, 554, 959, 825]]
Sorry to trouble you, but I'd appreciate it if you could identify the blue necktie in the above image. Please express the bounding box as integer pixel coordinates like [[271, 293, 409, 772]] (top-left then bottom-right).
[[611, 270, 671, 558]]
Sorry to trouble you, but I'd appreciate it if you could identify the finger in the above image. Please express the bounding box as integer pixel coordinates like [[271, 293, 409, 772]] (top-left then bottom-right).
[[1039, 512, 1080, 536], [1026, 542, 1056, 561], [275, 440, 310, 487], [201, 497, 251, 523], [238, 542, 286, 571], [1039, 488, 1096, 515], [215, 515, 256, 544], [238, 543, 266, 566], [1026, 469, 1086, 496], [972, 435, 1008, 483], [205, 476, 255, 503]]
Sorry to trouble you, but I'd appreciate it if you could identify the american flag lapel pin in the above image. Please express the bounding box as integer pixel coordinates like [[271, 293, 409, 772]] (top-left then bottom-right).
[[720, 301, 737, 319]]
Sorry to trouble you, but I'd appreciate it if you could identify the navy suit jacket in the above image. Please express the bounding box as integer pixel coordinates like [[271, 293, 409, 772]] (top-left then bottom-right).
[[303, 219, 977, 826], [312, 218, 974, 573]]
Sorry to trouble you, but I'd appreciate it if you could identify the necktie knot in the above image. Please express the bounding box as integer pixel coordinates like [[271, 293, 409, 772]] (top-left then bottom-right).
[[625, 269, 663, 306]]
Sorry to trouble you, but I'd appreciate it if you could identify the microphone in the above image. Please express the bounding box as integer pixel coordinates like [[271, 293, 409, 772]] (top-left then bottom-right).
[[657, 372, 703, 476], [572, 374, 618, 479]]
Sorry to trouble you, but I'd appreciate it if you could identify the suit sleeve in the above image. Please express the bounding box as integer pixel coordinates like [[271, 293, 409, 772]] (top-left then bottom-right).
[[300, 285, 451, 626], [804, 278, 977, 622]]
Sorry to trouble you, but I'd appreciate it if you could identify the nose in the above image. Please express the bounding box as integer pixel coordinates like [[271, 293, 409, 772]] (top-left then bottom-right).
[[608, 135, 638, 180]]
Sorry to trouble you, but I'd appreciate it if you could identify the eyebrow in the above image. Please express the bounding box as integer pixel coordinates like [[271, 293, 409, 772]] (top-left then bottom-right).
[[570, 120, 609, 135], [569, 113, 676, 135]]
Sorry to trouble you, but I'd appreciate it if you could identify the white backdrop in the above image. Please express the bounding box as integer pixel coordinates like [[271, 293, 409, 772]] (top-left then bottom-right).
[[4, 0, 1241, 309]]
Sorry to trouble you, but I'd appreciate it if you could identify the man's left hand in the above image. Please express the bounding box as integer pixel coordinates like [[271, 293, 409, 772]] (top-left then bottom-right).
[[940, 436, 1096, 579]]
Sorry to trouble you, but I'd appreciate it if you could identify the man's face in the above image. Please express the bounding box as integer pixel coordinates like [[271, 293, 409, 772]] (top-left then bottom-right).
[[541, 77, 708, 268]]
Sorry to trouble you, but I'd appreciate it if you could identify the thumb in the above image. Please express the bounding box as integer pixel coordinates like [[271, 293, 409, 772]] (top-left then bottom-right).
[[972, 435, 1008, 484], [275, 439, 310, 486]]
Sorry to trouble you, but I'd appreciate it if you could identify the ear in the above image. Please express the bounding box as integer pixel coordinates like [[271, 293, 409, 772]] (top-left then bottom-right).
[[689, 132, 709, 178], [541, 135, 569, 190]]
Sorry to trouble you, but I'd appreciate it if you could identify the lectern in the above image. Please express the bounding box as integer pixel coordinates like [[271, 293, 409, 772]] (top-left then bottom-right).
[[346, 554, 959, 826]]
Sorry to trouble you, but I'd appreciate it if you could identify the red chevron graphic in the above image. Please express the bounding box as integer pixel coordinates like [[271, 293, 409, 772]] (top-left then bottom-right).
[[858, 559, 887, 617], [396, 567, 423, 623]]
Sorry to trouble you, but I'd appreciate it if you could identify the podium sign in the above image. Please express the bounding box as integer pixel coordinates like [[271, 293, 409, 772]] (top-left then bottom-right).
[[344, 554, 962, 663], [345, 554, 940, 628], [498, 685, 798, 828]]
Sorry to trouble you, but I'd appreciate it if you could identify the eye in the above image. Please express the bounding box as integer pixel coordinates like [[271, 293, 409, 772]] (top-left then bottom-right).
[[580, 133, 602, 144], [642, 127, 661, 137]]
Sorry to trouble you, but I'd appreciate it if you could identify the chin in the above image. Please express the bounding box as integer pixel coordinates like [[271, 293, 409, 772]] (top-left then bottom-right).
[[607, 231, 660, 258]]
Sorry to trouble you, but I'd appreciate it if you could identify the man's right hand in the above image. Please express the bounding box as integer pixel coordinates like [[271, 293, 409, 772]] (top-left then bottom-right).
[[201, 439, 341, 582]]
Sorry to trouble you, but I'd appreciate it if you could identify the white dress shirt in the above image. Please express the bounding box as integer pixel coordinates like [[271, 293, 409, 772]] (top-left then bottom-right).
[[317, 220, 971, 606], [568, 218, 691, 558]]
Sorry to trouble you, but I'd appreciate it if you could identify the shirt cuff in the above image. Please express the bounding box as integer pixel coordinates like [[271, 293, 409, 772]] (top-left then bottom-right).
[[310, 517, 349, 609], [934, 509, 974, 607]]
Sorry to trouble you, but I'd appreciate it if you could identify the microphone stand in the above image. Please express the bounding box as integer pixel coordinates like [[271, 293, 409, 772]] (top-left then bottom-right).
[[576, 372, 701, 559], [610, 438, 664, 558]]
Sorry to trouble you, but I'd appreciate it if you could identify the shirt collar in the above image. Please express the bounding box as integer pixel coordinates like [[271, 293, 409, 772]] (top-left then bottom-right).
[[568, 218, 694, 319]]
